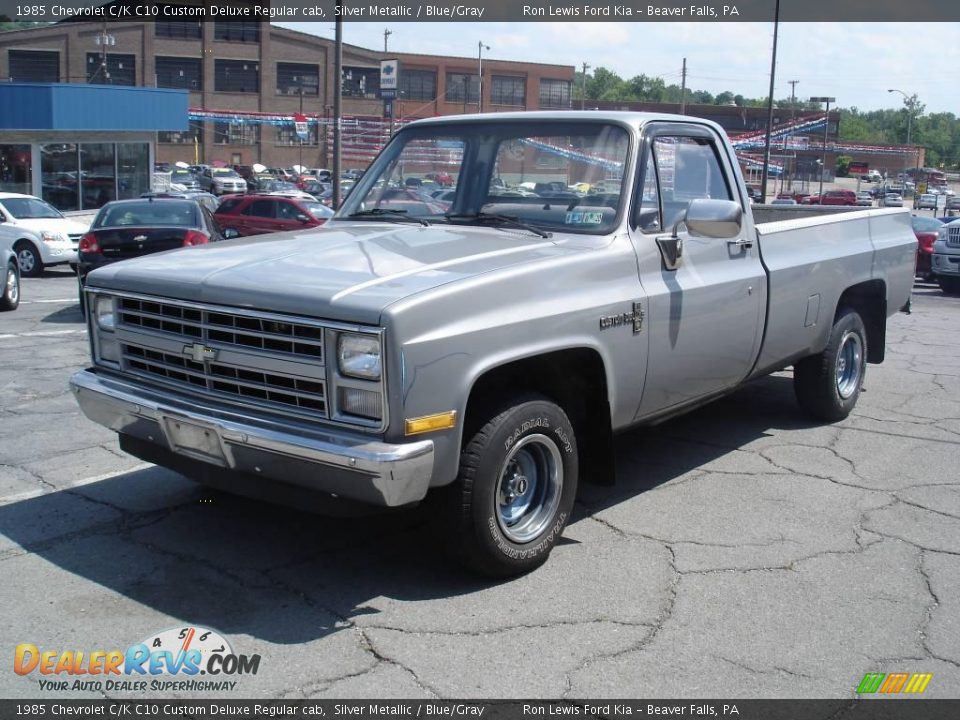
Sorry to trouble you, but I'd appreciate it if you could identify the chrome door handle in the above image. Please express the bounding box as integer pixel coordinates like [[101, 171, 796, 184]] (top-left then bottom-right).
[[727, 238, 754, 248]]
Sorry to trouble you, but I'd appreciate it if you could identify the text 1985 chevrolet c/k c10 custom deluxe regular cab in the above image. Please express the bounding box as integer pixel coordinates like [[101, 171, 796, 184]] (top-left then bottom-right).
[[71, 112, 916, 575]]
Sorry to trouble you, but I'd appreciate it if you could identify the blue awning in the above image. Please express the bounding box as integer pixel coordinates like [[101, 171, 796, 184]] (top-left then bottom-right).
[[0, 83, 188, 131]]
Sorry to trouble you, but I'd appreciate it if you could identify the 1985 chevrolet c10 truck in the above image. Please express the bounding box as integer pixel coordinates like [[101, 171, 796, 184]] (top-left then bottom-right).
[[71, 112, 916, 575]]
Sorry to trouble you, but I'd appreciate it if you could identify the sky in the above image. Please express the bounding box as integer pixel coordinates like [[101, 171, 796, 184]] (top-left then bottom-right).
[[277, 21, 959, 115]]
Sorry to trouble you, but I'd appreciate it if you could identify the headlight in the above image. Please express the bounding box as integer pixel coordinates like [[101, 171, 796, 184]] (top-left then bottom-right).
[[338, 334, 381, 380], [40, 231, 66, 243], [95, 295, 117, 332]]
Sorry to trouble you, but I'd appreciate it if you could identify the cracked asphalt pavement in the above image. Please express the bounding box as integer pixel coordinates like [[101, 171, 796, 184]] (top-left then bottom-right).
[[1, 268, 958, 700]]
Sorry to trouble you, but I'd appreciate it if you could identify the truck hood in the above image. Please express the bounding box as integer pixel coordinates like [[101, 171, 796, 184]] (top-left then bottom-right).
[[85, 221, 571, 324]]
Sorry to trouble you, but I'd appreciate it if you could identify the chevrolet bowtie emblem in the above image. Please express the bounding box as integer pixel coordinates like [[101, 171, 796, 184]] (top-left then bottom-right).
[[183, 343, 218, 363]]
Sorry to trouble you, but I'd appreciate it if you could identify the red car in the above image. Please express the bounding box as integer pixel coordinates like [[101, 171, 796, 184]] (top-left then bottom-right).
[[214, 194, 333, 237], [804, 189, 857, 206], [911, 215, 943, 282]]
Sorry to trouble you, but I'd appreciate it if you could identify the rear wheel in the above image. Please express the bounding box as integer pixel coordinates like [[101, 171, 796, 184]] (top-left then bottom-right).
[[439, 396, 578, 577], [0, 261, 20, 311], [14, 241, 43, 277], [794, 308, 867, 421]]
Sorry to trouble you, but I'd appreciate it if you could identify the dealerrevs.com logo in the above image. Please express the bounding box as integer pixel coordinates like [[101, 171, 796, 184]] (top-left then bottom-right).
[[14, 626, 261, 693]]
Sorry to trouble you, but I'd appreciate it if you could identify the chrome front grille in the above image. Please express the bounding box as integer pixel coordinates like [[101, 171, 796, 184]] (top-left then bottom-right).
[[947, 226, 960, 248], [114, 297, 328, 419]]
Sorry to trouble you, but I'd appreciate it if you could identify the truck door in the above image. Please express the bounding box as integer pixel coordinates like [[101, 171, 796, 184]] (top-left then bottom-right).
[[629, 123, 766, 417]]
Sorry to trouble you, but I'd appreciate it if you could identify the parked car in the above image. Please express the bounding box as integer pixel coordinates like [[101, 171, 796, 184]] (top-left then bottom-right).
[[911, 215, 943, 282], [745, 184, 762, 202], [915, 193, 938, 210], [0, 236, 20, 311], [425, 171, 454, 187], [301, 180, 331, 200], [947, 196, 960, 211], [881, 193, 904, 208], [213, 194, 333, 236], [855, 191, 873, 206], [169, 169, 201, 191], [199, 167, 247, 196], [932, 219, 960, 294], [78, 196, 229, 309], [253, 180, 317, 201], [771, 197, 798, 205], [819, 190, 858, 206], [0, 193, 89, 277]]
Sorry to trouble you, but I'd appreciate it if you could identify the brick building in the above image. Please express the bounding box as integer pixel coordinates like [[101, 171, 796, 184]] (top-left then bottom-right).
[[0, 20, 575, 168]]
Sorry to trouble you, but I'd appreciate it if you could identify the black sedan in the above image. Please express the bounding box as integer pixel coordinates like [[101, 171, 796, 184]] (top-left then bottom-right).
[[77, 197, 232, 311]]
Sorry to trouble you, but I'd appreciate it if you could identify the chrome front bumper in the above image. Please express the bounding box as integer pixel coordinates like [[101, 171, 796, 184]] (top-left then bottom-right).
[[70, 370, 435, 506]]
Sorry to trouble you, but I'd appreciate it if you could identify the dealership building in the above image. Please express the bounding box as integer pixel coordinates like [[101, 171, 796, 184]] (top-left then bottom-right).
[[0, 19, 576, 170]]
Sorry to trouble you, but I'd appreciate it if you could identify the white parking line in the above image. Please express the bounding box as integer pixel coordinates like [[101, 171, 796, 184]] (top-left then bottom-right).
[[0, 463, 154, 507], [20, 298, 78, 304], [0, 329, 86, 340]]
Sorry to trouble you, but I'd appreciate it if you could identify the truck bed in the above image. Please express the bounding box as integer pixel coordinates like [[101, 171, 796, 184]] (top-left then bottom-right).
[[749, 207, 916, 377]]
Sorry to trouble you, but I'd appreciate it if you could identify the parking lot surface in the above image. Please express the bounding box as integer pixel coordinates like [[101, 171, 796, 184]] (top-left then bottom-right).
[[1, 269, 959, 699]]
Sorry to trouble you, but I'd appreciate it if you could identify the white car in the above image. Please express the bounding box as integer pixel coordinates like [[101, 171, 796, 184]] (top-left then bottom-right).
[[201, 168, 248, 196], [0, 193, 89, 277]]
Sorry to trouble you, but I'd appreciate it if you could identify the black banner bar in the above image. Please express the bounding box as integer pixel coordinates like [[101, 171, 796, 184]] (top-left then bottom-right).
[[2, 700, 960, 720], [1, 0, 960, 23]]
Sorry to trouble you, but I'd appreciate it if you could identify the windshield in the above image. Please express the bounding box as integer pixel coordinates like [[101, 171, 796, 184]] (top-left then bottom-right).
[[337, 121, 631, 234], [303, 201, 333, 218], [172, 170, 196, 180], [212, 169, 240, 178], [1, 197, 64, 220]]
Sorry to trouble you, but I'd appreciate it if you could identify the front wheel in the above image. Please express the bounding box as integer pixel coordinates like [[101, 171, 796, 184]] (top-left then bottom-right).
[[794, 308, 867, 421], [0, 261, 20, 311], [442, 396, 578, 577], [14, 241, 43, 278]]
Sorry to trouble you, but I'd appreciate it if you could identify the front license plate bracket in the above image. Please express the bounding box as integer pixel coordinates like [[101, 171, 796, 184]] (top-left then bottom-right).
[[162, 416, 229, 467]]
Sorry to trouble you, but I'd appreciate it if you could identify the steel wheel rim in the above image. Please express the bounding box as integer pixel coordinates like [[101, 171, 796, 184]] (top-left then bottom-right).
[[836, 331, 863, 399], [495, 433, 563, 544], [6, 266, 18, 304], [17, 248, 35, 274]]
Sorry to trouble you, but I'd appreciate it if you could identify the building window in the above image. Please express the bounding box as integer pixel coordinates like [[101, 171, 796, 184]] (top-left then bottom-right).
[[214, 22, 260, 43], [40, 144, 78, 212], [117, 143, 150, 200], [80, 144, 116, 210], [0, 145, 31, 195], [214, 60, 259, 93], [156, 21, 202, 40], [214, 121, 259, 145], [277, 62, 319, 96], [86, 53, 136, 86], [276, 123, 318, 146], [399, 69, 436, 102], [342, 66, 380, 99], [8, 50, 59, 82], [445, 73, 478, 104], [539, 79, 571, 109], [491, 76, 526, 107], [159, 120, 204, 145], [156, 57, 203, 91]]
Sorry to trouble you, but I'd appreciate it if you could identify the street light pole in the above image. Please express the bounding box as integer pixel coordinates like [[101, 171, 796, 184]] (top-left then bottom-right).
[[477, 41, 489, 113], [888, 88, 917, 185], [810, 96, 835, 199], [760, 0, 780, 204]]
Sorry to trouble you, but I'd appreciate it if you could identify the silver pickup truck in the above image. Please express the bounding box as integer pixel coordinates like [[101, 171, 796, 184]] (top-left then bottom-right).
[[71, 112, 916, 576]]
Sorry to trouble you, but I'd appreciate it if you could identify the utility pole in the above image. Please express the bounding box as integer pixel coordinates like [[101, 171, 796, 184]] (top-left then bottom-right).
[[477, 41, 489, 113], [333, 0, 343, 209], [679, 58, 687, 114], [760, 0, 780, 204], [383, 28, 392, 52], [810, 96, 836, 199], [580, 62, 590, 111]]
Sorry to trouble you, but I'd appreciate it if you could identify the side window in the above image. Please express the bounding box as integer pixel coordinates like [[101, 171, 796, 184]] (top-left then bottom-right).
[[636, 147, 662, 233], [243, 199, 275, 218], [653, 135, 732, 230], [276, 201, 299, 220], [216, 197, 243, 214]]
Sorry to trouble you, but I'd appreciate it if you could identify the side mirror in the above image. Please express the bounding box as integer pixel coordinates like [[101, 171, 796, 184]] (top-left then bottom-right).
[[223, 228, 240, 239], [683, 199, 743, 239]]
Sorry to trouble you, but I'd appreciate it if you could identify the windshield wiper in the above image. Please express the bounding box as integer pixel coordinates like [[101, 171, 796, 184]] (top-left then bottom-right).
[[443, 212, 552, 239], [345, 208, 430, 226]]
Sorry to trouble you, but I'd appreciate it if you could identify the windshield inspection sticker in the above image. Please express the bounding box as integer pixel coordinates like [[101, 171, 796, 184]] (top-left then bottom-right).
[[565, 211, 603, 225]]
